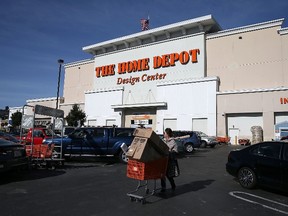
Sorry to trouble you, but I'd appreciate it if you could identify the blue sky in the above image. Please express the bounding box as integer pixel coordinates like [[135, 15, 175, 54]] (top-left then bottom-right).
[[0, 0, 287, 109]]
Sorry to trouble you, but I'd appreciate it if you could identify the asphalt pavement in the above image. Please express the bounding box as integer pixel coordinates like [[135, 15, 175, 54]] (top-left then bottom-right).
[[0, 144, 288, 216]]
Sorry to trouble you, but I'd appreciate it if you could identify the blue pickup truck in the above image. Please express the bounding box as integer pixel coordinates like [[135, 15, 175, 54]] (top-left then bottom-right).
[[43, 127, 135, 163]]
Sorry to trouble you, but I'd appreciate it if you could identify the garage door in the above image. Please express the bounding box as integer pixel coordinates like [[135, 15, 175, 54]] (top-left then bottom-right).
[[227, 113, 263, 139], [87, 119, 97, 126], [163, 119, 177, 131], [275, 112, 288, 125], [192, 118, 208, 134], [106, 119, 116, 126]]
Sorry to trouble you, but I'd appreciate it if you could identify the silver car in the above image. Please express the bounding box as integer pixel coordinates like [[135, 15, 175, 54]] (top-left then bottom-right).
[[195, 131, 219, 148]]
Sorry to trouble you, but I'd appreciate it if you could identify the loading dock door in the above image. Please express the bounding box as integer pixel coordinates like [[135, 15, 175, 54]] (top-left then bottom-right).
[[87, 119, 97, 126], [275, 112, 288, 125], [192, 118, 208, 134], [227, 114, 263, 140], [163, 119, 177, 131], [106, 119, 116, 126]]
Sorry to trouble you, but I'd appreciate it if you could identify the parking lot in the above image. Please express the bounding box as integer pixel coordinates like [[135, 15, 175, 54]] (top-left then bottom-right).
[[1, 144, 288, 216]]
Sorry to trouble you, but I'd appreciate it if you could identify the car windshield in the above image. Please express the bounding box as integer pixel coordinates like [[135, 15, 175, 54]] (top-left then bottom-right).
[[198, 131, 208, 137], [114, 128, 134, 137], [69, 129, 84, 138]]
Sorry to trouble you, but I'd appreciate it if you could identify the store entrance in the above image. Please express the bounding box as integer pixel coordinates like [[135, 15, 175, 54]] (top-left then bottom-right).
[[124, 108, 156, 130]]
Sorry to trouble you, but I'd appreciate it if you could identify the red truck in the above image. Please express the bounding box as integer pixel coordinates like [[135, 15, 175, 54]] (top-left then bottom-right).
[[21, 127, 57, 145]]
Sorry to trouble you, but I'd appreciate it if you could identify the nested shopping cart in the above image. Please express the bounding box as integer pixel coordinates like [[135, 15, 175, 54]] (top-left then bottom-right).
[[126, 157, 168, 204], [25, 144, 64, 169]]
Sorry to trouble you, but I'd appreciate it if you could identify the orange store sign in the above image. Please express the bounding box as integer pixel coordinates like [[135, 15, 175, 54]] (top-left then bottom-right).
[[280, 98, 288, 104], [95, 49, 200, 85]]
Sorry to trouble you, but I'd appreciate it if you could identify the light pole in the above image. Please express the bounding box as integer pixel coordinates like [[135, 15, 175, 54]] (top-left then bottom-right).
[[56, 59, 64, 110]]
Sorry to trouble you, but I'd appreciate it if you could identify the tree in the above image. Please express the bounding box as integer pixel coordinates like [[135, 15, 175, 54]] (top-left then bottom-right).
[[11, 111, 22, 128], [65, 104, 86, 127]]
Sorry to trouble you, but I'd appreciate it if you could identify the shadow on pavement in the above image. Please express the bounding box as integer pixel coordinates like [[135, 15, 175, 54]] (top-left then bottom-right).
[[0, 168, 66, 185], [64, 156, 119, 166], [152, 179, 215, 202]]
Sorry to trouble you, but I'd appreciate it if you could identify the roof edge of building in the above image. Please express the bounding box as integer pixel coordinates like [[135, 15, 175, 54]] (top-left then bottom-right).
[[157, 76, 219, 87], [207, 18, 284, 40], [26, 97, 63, 103], [64, 58, 94, 68], [85, 86, 124, 94], [278, 27, 288, 35], [82, 14, 220, 52], [217, 86, 288, 95]]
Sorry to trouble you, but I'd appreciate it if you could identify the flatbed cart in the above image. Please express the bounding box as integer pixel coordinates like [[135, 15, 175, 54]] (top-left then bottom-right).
[[126, 157, 168, 204], [26, 144, 64, 169]]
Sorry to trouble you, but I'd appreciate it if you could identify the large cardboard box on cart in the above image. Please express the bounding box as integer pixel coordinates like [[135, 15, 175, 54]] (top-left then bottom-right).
[[126, 137, 165, 162], [126, 128, 169, 181], [133, 128, 169, 156]]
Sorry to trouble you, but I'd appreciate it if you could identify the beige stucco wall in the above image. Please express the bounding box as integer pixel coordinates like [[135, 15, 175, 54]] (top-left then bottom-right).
[[207, 25, 287, 91], [207, 21, 288, 140], [280, 32, 288, 83], [26, 97, 64, 124], [61, 59, 94, 116]]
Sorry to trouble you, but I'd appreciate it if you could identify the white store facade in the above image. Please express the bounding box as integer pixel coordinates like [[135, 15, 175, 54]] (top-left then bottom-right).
[[80, 16, 220, 135]]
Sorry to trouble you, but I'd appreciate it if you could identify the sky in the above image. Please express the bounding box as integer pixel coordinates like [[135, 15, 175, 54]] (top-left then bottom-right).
[[0, 0, 288, 109]]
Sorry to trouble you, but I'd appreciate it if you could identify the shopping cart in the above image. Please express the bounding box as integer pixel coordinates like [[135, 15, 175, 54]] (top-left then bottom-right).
[[126, 157, 168, 204], [25, 144, 64, 169]]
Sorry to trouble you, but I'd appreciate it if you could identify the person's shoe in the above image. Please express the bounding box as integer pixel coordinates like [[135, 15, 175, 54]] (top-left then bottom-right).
[[160, 188, 166, 193]]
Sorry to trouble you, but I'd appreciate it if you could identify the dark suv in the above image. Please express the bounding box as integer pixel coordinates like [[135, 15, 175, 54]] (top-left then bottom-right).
[[172, 130, 201, 153]]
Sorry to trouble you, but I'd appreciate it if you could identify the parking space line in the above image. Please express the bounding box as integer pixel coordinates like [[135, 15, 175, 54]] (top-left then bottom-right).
[[229, 191, 288, 215]]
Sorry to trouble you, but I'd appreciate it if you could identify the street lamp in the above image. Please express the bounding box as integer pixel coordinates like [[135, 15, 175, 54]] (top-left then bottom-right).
[[56, 59, 64, 110]]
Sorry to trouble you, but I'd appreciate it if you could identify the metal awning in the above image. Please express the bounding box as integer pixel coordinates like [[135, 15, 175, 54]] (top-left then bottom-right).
[[111, 102, 167, 109]]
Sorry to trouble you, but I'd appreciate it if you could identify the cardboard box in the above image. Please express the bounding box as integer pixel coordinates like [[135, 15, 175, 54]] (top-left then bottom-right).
[[128, 137, 163, 162], [133, 128, 158, 142], [126, 141, 138, 158], [151, 138, 169, 156], [133, 128, 169, 155]]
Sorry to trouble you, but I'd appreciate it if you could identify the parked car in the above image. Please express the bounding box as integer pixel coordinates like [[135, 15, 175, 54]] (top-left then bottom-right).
[[226, 141, 288, 191], [195, 131, 219, 148], [0, 131, 20, 143], [0, 138, 28, 172], [172, 130, 201, 153], [43, 127, 135, 163]]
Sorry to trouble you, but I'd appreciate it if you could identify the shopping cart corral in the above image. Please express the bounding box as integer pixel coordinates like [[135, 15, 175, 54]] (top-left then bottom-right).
[[126, 157, 168, 204]]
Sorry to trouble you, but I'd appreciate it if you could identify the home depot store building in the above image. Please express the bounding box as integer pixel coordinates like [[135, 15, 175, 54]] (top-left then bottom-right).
[[60, 15, 288, 143]]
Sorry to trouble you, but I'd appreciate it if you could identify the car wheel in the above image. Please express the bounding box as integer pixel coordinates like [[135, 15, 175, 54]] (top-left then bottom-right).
[[200, 140, 207, 148], [118, 150, 128, 164], [237, 167, 257, 189], [209, 144, 216, 148], [184, 143, 194, 153]]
